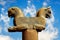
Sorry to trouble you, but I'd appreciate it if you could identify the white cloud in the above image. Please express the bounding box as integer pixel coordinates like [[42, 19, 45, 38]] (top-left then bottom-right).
[[1, 8, 5, 14], [17, 38, 22, 40], [28, 0, 31, 4], [42, 0, 50, 7], [0, 1, 6, 6], [0, 8, 10, 32], [0, 35, 14, 40], [0, 7, 14, 39], [0, 8, 10, 24], [23, 0, 36, 17], [43, 2, 47, 7], [0, 0, 16, 6], [0, 14, 10, 32], [1, 8, 5, 11], [0, 26, 2, 33], [1, 14, 10, 24], [38, 26, 58, 40], [1, 8, 8, 15]]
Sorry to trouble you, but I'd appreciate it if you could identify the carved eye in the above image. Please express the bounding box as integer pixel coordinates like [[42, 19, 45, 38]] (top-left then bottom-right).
[[45, 9, 47, 11], [48, 11, 51, 14], [12, 8, 15, 10]]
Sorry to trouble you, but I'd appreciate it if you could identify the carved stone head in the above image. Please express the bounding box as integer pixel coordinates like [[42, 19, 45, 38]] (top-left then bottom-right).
[[8, 7, 19, 17], [36, 7, 51, 18], [45, 7, 51, 18]]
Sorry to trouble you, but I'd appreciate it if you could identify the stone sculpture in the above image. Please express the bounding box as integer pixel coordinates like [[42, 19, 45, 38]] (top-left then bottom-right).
[[8, 7, 51, 40]]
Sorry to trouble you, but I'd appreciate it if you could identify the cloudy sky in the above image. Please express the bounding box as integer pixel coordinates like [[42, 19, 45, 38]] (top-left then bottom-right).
[[0, 0, 60, 40]]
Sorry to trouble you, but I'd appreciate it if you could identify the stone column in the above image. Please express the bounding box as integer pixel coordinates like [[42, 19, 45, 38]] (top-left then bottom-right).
[[22, 29, 38, 40]]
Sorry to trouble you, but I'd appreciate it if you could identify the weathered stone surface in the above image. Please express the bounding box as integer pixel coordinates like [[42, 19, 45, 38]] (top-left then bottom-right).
[[15, 17, 45, 30], [8, 25, 45, 32], [15, 17, 45, 26], [8, 17, 46, 32], [8, 26, 27, 32], [22, 29, 38, 40]]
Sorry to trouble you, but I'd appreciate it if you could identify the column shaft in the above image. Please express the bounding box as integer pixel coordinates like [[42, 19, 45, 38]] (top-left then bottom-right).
[[22, 29, 38, 40]]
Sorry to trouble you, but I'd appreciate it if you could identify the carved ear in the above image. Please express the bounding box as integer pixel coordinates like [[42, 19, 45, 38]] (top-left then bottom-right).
[[12, 8, 15, 10]]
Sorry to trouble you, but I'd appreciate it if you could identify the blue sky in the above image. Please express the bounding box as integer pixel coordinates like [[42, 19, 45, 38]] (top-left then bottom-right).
[[0, 0, 60, 40]]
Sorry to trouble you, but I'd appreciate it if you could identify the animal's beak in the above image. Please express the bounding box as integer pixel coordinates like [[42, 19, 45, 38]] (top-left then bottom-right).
[[8, 11, 11, 17], [48, 11, 51, 14], [46, 14, 51, 18]]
